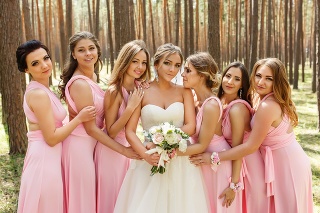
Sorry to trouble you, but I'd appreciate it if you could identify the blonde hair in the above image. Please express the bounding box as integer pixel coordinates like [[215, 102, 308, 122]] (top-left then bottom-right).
[[249, 58, 298, 126], [108, 40, 151, 95], [186, 52, 220, 91]]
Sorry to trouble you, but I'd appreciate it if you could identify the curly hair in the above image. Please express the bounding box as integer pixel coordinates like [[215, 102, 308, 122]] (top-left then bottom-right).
[[186, 52, 220, 92]]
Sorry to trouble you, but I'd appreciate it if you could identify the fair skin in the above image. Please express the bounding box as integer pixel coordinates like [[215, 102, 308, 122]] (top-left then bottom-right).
[[182, 62, 239, 207], [125, 52, 196, 166], [218, 67, 251, 207], [208, 65, 285, 162], [25, 48, 96, 147], [69, 38, 140, 159], [104, 50, 146, 139]]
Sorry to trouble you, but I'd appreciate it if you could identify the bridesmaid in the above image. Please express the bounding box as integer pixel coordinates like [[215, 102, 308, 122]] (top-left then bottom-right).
[[217, 62, 268, 212], [16, 40, 95, 213], [213, 58, 313, 212], [181, 52, 242, 212], [95, 40, 150, 213], [59, 31, 139, 213]]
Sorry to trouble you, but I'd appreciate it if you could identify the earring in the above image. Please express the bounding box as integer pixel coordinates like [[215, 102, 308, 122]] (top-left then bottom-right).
[[239, 88, 243, 99], [154, 69, 159, 82]]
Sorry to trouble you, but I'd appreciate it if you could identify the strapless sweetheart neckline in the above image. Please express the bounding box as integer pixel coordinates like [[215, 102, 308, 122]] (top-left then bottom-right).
[[141, 102, 183, 111]]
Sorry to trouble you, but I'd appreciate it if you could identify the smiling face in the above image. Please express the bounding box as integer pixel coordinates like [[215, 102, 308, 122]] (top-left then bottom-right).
[[25, 48, 52, 81], [155, 52, 182, 82], [221, 67, 243, 97], [72, 39, 98, 68], [126, 50, 147, 79], [254, 65, 274, 96]]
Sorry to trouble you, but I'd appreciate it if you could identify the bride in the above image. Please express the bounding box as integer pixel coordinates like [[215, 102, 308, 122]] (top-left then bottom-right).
[[114, 43, 210, 213]]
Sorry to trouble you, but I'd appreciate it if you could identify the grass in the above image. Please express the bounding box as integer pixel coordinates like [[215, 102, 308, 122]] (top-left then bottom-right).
[[0, 68, 319, 212]]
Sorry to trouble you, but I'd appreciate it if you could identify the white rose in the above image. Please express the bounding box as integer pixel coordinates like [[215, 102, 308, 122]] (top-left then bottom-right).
[[149, 126, 160, 134], [152, 133, 165, 145], [178, 139, 187, 152], [165, 132, 178, 145]]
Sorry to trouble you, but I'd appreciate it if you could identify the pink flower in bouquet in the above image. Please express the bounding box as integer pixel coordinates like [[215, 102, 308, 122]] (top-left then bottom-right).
[[152, 133, 164, 144], [168, 149, 176, 159]]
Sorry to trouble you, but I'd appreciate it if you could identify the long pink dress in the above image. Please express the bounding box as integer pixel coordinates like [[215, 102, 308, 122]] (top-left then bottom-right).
[[95, 87, 130, 213], [191, 97, 242, 213], [222, 99, 268, 213], [62, 75, 105, 213], [256, 93, 313, 213], [18, 81, 66, 213]]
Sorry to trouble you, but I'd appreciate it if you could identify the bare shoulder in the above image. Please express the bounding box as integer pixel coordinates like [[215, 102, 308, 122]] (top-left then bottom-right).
[[26, 88, 51, 109], [203, 98, 220, 113], [230, 102, 250, 117], [69, 78, 91, 91]]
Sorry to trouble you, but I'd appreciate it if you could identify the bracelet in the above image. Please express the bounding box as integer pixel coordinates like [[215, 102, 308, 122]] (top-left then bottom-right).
[[228, 177, 244, 192], [210, 152, 221, 171]]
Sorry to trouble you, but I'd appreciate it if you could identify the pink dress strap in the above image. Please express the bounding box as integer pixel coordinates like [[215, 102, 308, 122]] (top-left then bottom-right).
[[223, 99, 253, 119], [200, 96, 223, 122]]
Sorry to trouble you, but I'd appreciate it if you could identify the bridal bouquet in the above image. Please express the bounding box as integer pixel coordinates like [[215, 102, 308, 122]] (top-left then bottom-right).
[[144, 122, 189, 176]]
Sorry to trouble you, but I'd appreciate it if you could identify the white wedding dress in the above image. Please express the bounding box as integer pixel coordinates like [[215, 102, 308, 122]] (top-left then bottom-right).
[[114, 102, 210, 213]]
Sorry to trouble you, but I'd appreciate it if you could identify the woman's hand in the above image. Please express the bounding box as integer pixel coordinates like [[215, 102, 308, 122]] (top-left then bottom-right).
[[139, 80, 150, 89], [122, 146, 143, 160], [219, 187, 236, 208], [127, 87, 144, 111], [144, 153, 160, 166], [189, 152, 211, 166], [77, 106, 96, 122]]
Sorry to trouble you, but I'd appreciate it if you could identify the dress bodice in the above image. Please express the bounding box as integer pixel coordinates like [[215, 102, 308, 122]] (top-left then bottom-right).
[[140, 102, 184, 130]]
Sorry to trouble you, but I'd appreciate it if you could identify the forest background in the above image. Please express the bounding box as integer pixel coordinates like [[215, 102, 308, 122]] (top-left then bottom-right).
[[0, 0, 320, 212]]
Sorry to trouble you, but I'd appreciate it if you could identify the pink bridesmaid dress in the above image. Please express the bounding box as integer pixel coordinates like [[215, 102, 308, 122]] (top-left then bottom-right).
[[256, 93, 313, 213], [95, 86, 131, 213], [18, 81, 66, 213], [222, 99, 268, 213], [191, 97, 242, 213], [62, 75, 104, 213]]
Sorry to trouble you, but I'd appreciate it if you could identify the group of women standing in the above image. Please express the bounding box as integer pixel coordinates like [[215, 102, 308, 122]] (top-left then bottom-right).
[[16, 31, 313, 213]]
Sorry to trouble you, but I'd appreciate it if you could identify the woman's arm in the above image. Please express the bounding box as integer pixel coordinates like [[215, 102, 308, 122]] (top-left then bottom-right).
[[69, 79, 139, 159], [180, 99, 220, 156], [180, 88, 196, 136], [28, 89, 95, 147], [125, 103, 159, 166], [219, 99, 282, 161], [105, 87, 143, 138]]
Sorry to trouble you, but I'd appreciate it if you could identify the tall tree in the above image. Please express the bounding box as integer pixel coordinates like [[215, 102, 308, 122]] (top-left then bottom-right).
[[289, 0, 293, 84], [174, 0, 181, 46], [284, 0, 288, 67], [184, 0, 189, 56], [106, 0, 114, 69], [208, 0, 221, 69], [65, 0, 73, 40], [0, 0, 28, 154], [266, 0, 272, 56], [188, 0, 194, 54], [22, 0, 33, 41], [57, 0, 67, 69], [317, 0, 320, 131], [249, 0, 259, 72], [293, 0, 303, 89], [259, 0, 266, 58], [312, 0, 317, 93], [148, 0, 156, 54]]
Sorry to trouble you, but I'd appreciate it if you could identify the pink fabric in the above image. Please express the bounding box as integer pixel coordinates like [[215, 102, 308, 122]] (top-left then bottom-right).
[[191, 97, 242, 213], [254, 93, 313, 213], [62, 75, 104, 213], [222, 99, 268, 213], [95, 86, 131, 213], [18, 81, 66, 213]]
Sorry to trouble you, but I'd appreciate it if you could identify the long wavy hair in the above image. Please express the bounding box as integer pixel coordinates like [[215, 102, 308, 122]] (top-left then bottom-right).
[[249, 58, 298, 126], [59, 31, 102, 101], [217, 61, 251, 106], [186, 52, 220, 94], [108, 40, 151, 96], [153, 43, 183, 79]]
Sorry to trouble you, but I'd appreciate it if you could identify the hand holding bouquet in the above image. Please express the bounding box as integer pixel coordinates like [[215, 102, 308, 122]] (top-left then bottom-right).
[[144, 122, 189, 176]]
